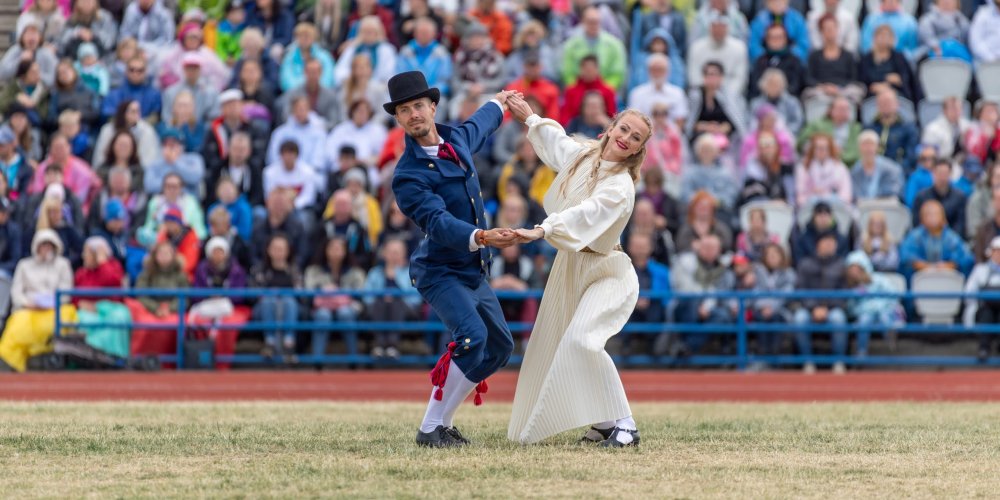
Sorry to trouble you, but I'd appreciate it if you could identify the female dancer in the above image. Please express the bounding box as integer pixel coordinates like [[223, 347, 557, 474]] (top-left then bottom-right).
[[505, 96, 652, 447]]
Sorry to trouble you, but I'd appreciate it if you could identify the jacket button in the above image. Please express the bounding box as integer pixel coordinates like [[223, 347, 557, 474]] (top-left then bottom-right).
[[411, 279, 416, 285], [428, 163, 434, 168]]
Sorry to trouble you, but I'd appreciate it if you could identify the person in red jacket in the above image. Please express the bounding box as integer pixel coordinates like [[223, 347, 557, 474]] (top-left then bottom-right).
[[504, 49, 559, 122], [156, 205, 201, 278], [560, 55, 617, 126], [470, 0, 514, 55], [73, 237, 126, 306]]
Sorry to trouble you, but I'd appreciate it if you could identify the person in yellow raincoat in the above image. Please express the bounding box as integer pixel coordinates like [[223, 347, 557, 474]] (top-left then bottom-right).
[[0, 229, 77, 372]]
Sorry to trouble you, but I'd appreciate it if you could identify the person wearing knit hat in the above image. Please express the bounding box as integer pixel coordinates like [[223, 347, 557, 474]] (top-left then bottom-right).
[[844, 250, 904, 362], [76, 42, 110, 96], [205, 236, 231, 258], [158, 204, 201, 276]]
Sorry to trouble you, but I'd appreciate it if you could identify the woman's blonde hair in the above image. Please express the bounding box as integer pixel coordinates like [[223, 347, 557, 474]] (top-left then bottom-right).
[[36, 197, 62, 231], [560, 109, 652, 196], [862, 211, 893, 254]]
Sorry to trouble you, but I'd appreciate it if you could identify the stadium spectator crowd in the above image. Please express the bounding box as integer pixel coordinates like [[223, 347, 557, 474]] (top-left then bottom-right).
[[1, 0, 1000, 372]]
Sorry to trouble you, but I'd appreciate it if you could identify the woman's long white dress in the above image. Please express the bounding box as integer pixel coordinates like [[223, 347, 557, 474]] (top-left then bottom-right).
[[507, 115, 640, 444]]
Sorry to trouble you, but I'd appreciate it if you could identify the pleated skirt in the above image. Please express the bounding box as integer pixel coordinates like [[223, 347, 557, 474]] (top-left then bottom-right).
[[507, 248, 639, 444]]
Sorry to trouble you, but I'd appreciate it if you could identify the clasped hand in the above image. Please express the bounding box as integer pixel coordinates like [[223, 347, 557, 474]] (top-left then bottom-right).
[[481, 227, 545, 248]]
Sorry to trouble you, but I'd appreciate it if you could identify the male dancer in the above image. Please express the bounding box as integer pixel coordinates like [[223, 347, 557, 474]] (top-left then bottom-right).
[[386, 71, 519, 448]]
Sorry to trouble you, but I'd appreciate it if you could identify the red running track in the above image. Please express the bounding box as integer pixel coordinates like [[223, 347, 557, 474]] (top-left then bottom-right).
[[4, 371, 1000, 402]]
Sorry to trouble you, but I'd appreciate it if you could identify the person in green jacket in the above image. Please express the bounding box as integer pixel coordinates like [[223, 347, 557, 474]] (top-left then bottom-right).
[[797, 96, 862, 166], [560, 6, 628, 90], [135, 241, 191, 317]]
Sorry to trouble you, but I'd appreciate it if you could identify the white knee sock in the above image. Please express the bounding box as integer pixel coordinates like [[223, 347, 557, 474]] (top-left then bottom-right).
[[419, 360, 474, 433], [441, 362, 478, 428], [616, 416, 637, 431]]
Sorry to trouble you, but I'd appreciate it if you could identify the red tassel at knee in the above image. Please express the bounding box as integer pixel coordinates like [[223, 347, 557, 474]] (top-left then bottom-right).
[[429, 342, 458, 401], [473, 380, 489, 406]]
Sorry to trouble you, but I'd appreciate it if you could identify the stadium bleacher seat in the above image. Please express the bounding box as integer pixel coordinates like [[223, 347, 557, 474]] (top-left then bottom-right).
[[918, 59, 972, 102], [975, 62, 1000, 103], [912, 269, 965, 325], [878, 272, 908, 293]]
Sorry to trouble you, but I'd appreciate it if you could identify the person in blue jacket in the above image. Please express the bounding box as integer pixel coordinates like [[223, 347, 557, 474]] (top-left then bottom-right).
[[387, 71, 519, 448], [749, 0, 810, 62]]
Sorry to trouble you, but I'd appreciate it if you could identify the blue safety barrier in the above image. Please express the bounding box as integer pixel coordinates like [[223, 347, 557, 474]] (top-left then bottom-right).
[[53, 288, 1000, 370]]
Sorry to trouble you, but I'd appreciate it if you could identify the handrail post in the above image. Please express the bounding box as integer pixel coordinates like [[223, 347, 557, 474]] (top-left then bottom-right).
[[736, 295, 747, 371], [54, 290, 62, 338], [176, 295, 187, 370]]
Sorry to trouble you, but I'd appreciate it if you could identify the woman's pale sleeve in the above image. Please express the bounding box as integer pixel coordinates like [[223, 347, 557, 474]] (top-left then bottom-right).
[[540, 175, 633, 253], [524, 114, 587, 173]]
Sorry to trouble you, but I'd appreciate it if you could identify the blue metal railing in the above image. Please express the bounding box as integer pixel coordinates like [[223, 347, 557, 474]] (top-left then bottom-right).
[[53, 288, 1000, 370]]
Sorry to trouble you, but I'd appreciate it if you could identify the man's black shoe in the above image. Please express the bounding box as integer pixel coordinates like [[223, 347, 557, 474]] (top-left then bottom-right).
[[416, 425, 464, 448]]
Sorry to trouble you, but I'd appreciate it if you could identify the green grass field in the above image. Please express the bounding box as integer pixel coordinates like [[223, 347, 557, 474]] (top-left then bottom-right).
[[2, 402, 1000, 498]]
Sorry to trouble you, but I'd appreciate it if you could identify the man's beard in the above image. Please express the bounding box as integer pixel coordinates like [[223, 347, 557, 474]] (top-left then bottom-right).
[[410, 126, 430, 138]]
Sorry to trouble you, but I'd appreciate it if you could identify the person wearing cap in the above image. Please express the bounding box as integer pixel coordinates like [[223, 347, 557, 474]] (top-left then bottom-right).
[[791, 201, 849, 262], [0, 229, 76, 372], [155, 204, 201, 276], [688, 13, 749, 97], [279, 23, 335, 93], [73, 44, 109, 97], [144, 128, 206, 195], [190, 233, 250, 369], [560, 6, 627, 91], [73, 236, 131, 359], [119, 0, 175, 50], [628, 53, 688, 129], [193, 236, 248, 305], [0, 196, 23, 319], [0, 125, 32, 198], [101, 56, 161, 121], [504, 48, 560, 122], [964, 236, 1000, 359], [0, 21, 58, 88], [156, 22, 231, 92], [203, 88, 270, 179], [266, 95, 328, 168], [452, 21, 505, 99], [162, 52, 221, 125]]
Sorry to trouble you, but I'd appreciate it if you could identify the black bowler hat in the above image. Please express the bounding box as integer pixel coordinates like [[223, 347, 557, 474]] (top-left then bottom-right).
[[383, 71, 441, 115]]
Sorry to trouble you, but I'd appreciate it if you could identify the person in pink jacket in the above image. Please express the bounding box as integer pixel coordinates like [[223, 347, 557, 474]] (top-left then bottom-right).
[[795, 132, 852, 208]]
